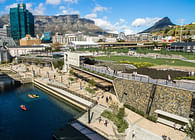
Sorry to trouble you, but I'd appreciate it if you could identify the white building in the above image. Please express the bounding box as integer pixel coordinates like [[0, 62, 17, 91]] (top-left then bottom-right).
[[52, 32, 84, 45], [64, 52, 93, 72], [0, 25, 11, 38], [68, 41, 98, 50], [8, 46, 45, 57]]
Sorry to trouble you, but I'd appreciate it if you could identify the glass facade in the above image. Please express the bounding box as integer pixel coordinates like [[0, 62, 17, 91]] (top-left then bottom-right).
[[10, 3, 34, 40]]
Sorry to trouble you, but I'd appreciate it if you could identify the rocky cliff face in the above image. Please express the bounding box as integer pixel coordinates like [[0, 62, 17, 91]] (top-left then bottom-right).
[[141, 17, 175, 33], [0, 14, 104, 36]]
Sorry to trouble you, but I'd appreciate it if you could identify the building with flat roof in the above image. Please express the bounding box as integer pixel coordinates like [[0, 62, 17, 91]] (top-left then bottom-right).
[[20, 34, 41, 46], [0, 25, 11, 38], [68, 41, 98, 50], [64, 52, 93, 72], [169, 42, 195, 53], [10, 3, 34, 40]]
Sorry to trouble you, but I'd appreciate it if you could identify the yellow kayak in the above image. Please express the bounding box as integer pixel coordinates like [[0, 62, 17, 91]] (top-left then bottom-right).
[[33, 94, 39, 98]]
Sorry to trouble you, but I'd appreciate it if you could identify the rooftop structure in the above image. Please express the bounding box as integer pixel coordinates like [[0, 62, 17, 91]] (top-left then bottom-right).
[[68, 41, 98, 50], [20, 34, 41, 46], [64, 52, 93, 72]]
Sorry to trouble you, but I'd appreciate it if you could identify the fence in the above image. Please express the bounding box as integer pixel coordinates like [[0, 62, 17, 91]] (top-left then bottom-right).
[[82, 64, 195, 91]]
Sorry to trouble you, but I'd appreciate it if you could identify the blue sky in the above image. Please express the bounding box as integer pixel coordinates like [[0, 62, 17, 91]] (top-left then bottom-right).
[[0, 0, 194, 34]]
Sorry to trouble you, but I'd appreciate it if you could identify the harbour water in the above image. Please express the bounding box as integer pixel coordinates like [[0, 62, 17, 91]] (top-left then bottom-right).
[[0, 84, 85, 140]]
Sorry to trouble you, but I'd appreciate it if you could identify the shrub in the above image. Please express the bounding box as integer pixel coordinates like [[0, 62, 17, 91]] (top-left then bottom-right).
[[146, 116, 157, 123], [69, 70, 74, 76], [101, 109, 128, 133], [68, 77, 74, 81], [85, 87, 95, 94], [117, 108, 125, 119], [119, 60, 154, 68]]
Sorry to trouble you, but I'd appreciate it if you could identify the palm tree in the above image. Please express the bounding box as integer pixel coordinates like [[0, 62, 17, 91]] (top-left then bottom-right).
[[184, 119, 195, 139]]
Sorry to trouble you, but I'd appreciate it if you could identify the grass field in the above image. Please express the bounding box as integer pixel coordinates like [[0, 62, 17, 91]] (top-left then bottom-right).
[[95, 55, 195, 67]]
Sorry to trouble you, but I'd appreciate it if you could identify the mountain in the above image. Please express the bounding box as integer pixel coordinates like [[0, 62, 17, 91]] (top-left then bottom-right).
[[0, 14, 105, 36], [141, 17, 175, 33]]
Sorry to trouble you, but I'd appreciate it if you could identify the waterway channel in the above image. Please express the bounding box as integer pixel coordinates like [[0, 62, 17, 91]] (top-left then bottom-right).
[[0, 84, 86, 140]]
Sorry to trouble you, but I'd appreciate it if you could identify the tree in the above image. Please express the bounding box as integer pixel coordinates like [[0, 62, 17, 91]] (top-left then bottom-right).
[[184, 119, 195, 139], [89, 79, 96, 87]]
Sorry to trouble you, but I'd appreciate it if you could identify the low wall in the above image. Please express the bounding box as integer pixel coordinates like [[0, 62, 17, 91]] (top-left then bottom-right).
[[33, 80, 89, 111], [114, 78, 193, 118]]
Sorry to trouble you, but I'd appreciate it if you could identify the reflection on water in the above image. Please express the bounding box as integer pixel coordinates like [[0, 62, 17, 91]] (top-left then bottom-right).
[[0, 84, 84, 140]]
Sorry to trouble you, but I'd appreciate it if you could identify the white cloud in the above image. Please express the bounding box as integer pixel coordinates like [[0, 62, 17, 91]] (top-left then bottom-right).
[[131, 17, 161, 27], [60, 8, 79, 15], [124, 29, 134, 35], [5, 3, 45, 15], [91, 17, 134, 35], [0, 0, 5, 3], [5, 3, 32, 11], [63, 0, 78, 3], [84, 13, 97, 19], [46, 0, 61, 5], [93, 5, 107, 13], [59, 6, 65, 10], [119, 18, 126, 23], [33, 3, 45, 15]]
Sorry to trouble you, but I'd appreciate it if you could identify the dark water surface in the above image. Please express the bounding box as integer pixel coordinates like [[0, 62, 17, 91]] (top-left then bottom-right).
[[0, 84, 84, 140]]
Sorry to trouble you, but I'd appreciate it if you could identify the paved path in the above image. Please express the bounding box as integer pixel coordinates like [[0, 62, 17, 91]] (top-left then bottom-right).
[[34, 79, 93, 108]]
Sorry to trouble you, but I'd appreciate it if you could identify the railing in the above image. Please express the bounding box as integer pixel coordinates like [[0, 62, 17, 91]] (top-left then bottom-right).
[[47, 82, 97, 107], [82, 64, 195, 91]]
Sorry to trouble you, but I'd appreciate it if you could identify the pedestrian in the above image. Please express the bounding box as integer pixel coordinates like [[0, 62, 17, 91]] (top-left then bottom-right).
[[54, 74, 56, 79], [98, 116, 102, 123], [104, 120, 108, 127], [168, 137, 171, 140], [173, 123, 176, 130], [109, 95, 112, 101], [132, 130, 135, 139], [97, 96, 100, 100], [106, 96, 109, 103], [101, 95, 104, 99]]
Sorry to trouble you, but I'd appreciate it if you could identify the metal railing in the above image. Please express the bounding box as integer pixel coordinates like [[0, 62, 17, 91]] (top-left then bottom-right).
[[82, 64, 195, 91]]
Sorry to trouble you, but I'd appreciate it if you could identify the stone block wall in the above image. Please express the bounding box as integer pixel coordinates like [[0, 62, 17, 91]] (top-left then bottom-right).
[[114, 78, 152, 113], [113, 78, 193, 118], [150, 85, 192, 118]]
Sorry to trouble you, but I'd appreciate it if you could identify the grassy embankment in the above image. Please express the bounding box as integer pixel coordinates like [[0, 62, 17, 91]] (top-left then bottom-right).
[[95, 55, 195, 67]]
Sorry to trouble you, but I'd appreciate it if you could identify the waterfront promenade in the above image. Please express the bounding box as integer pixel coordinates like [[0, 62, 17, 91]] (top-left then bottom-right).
[[4, 63, 191, 140]]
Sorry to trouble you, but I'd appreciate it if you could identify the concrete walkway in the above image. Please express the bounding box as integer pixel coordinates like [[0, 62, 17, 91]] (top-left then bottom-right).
[[34, 79, 93, 108]]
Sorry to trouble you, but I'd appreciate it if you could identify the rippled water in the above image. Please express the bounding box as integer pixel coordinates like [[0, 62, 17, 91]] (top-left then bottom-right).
[[0, 84, 84, 140]]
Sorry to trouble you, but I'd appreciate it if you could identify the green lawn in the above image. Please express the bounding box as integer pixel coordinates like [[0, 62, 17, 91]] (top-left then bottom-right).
[[95, 55, 195, 67]]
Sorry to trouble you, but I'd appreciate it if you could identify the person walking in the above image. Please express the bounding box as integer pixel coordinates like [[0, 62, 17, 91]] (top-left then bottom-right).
[[132, 130, 136, 139]]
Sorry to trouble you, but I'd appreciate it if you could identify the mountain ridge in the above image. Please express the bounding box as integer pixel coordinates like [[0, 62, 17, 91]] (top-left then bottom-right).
[[141, 17, 175, 33], [0, 14, 105, 36]]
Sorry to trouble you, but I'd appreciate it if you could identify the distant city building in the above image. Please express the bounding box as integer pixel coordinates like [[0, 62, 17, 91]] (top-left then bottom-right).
[[86, 35, 116, 43], [10, 3, 34, 40], [41, 32, 52, 43], [0, 37, 17, 47], [126, 33, 153, 42], [169, 42, 195, 53], [68, 41, 98, 50], [52, 32, 84, 45], [64, 52, 93, 72], [117, 32, 126, 41], [0, 44, 12, 63], [8, 46, 45, 57], [0, 25, 11, 38], [20, 34, 41, 46]]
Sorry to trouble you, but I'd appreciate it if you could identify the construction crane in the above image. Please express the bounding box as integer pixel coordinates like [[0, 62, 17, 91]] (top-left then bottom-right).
[[175, 25, 178, 42]]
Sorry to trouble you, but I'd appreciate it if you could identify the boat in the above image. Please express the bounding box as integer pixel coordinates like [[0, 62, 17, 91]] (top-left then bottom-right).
[[33, 94, 39, 98], [20, 105, 27, 111], [28, 94, 34, 98]]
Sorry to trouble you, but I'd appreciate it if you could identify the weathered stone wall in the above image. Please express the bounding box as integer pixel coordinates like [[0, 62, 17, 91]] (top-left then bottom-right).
[[150, 85, 192, 118], [113, 78, 193, 118], [114, 78, 152, 113]]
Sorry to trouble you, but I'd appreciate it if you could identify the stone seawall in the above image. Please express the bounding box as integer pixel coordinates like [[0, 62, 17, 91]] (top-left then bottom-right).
[[114, 78, 193, 118]]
